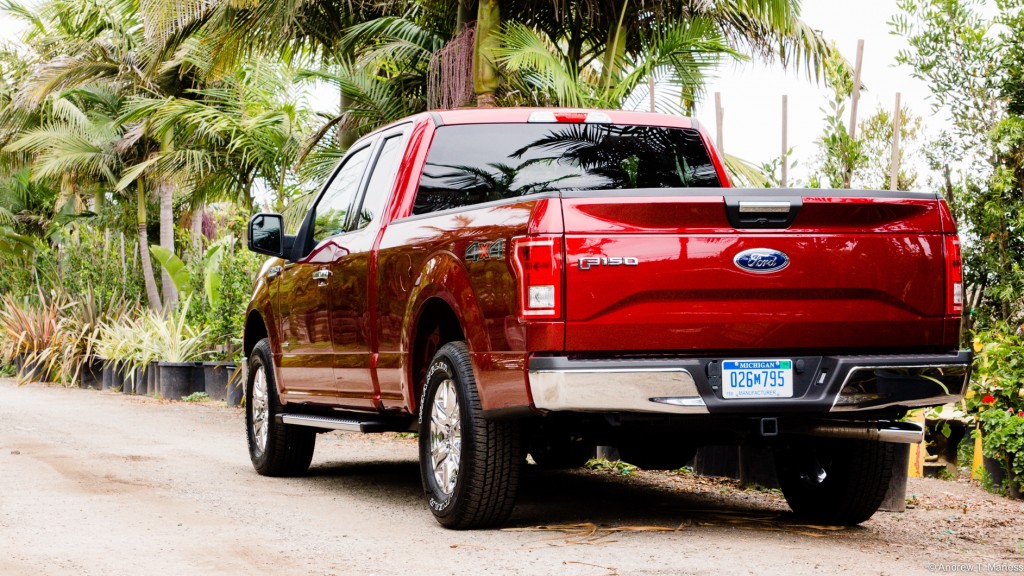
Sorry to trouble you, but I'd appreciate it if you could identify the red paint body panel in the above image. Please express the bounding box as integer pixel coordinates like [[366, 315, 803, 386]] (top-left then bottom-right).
[[376, 197, 559, 413], [561, 193, 952, 355]]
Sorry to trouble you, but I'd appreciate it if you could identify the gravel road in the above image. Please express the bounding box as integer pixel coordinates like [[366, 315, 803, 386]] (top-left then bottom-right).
[[1, 379, 1020, 576]]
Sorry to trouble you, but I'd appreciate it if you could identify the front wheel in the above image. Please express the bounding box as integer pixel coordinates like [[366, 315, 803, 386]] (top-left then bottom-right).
[[774, 438, 896, 525], [418, 341, 522, 529], [246, 338, 316, 476]]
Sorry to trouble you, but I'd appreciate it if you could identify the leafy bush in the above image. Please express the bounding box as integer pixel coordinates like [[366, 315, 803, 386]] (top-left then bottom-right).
[[968, 326, 1024, 414], [141, 297, 209, 363], [978, 407, 1024, 489], [0, 292, 63, 380], [181, 237, 260, 362]]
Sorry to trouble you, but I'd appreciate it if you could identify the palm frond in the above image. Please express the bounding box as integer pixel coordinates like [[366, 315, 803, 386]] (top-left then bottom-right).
[[494, 22, 588, 107]]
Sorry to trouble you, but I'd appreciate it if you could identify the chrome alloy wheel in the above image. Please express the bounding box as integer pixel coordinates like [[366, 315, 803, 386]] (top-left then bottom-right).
[[429, 378, 462, 495], [251, 366, 269, 455]]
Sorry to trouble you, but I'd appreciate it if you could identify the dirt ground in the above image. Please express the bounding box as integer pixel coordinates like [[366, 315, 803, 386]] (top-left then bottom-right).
[[1, 378, 1022, 576]]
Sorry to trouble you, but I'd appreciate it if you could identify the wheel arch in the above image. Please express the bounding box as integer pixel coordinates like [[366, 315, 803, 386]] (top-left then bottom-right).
[[243, 309, 269, 359], [402, 253, 490, 414]]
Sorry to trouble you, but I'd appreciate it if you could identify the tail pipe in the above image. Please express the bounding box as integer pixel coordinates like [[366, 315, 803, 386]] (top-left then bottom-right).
[[782, 420, 924, 444]]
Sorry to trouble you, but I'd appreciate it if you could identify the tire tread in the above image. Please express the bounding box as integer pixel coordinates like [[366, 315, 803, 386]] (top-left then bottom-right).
[[246, 339, 316, 477]]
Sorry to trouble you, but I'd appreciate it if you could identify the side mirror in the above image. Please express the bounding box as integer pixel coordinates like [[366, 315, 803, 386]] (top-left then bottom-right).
[[248, 213, 285, 258]]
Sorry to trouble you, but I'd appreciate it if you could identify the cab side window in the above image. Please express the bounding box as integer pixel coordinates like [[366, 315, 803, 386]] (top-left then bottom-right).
[[313, 146, 372, 241], [355, 135, 405, 230]]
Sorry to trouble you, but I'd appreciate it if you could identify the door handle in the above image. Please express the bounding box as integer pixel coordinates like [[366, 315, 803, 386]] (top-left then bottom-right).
[[312, 269, 332, 284]]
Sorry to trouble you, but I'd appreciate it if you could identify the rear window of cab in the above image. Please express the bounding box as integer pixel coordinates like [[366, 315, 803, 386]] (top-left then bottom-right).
[[413, 123, 721, 215]]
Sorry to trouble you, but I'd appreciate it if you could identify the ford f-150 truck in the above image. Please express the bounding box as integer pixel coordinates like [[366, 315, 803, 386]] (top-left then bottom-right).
[[243, 108, 971, 529]]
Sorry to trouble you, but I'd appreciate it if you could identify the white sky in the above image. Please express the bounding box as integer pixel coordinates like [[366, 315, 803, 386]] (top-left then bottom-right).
[[0, 1, 988, 186], [692, 1, 936, 184]]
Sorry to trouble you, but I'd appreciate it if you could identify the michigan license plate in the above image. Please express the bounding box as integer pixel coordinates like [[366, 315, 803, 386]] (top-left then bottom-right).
[[721, 359, 794, 399]]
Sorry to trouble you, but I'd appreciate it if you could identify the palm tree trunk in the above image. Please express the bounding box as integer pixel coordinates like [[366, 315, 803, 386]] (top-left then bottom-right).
[[157, 177, 178, 311], [456, 0, 473, 31], [473, 0, 500, 107], [599, 3, 630, 96], [136, 182, 162, 312], [191, 206, 203, 252], [336, 89, 357, 149]]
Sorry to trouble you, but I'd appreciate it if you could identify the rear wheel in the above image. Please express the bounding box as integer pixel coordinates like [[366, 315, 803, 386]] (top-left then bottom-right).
[[774, 438, 896, 525], [418, 341, 522, 529], [246, 338, 316, 476]]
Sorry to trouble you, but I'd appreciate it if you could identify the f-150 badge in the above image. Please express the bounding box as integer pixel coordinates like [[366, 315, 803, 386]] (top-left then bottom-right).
[[734, 248, 790, 273], [577, 256, 639, 270], [466, 239, 505, 262]]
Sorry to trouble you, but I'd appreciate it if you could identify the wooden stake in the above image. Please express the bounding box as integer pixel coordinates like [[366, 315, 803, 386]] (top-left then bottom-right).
[[715, 92, 724, 155], [907, 410, 926, 478], [972, 424, 984, 480], [848, 40, 865, 141], [781, 95, 789, 187], [844, 40, 865, 189], [889, 92, 902, 190], [649, 76, 656, 113]]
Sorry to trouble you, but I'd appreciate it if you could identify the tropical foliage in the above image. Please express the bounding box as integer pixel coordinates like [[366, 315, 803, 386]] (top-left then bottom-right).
[[0, 0, 950, 401]]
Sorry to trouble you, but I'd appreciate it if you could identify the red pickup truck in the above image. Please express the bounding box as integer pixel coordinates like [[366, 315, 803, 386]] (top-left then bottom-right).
[[243, 108, 970, 529]]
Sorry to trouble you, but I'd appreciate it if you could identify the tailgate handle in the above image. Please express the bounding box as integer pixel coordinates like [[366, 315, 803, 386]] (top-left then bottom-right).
[[739, 201, 791, 213], [725, 195, 802, 229]]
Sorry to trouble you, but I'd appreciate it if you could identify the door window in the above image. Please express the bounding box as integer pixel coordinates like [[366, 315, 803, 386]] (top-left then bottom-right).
[[313, 146, 372, 241], [355, 135, 405, 230]]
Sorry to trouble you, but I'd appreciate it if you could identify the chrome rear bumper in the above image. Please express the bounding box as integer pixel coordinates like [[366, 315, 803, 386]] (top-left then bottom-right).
[[527, 352, 971, 416]]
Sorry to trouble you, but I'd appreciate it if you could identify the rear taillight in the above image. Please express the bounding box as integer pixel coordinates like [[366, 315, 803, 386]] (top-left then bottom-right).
[[511, 235, 563, 319], [945, 235, 963, 315]]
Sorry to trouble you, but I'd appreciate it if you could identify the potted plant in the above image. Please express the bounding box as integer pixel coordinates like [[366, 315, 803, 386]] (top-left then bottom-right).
[[968, 326, 1024, 496], [49, 289, 131, 389], [144, 299, 208, 401], [92, 318, 136, 391], [978, 406, 1024, 498], [0, 293, 62, 383]]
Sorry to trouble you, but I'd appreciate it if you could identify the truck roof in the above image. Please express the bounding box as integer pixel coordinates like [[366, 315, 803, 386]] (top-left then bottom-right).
[[431, 108, 698, 129]]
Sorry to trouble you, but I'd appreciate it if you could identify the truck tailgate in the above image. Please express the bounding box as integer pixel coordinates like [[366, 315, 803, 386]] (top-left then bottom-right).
[[562, 190, 949, 354]]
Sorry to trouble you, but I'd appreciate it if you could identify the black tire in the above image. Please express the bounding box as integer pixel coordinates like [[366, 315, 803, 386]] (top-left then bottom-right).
[[246, 338, 316, 477], [774, 438, 896, 525], [618, 441, 697, 471], [529, 435, 592, 469], [418, 341, 522, 529]]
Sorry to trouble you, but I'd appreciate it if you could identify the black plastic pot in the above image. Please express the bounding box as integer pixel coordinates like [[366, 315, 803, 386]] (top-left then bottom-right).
[[225, 364, 244, 407], [147, 361, 160, 398], [78, 357, 104, 389], [102, 361, 125, 392], [202, 362, 230, 401], [983, 455, 1006, 489], [190, 361, 206, 396], [127, 366, 148, 396], [18, 354, 47, 382], [140, 366, 150, 396], [158, 361, 193, 401]]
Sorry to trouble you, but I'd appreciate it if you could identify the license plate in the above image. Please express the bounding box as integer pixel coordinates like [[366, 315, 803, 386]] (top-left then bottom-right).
[[721, 359, 794, 399]]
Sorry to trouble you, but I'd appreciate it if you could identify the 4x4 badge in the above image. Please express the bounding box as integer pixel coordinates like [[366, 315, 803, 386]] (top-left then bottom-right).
[[466, 239, 506, 262]]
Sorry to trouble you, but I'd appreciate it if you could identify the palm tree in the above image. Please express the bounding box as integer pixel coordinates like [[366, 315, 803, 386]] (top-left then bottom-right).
[[5, 88, 164, 310], [0, 0, 220, 310], [119, 60, 313, 216]]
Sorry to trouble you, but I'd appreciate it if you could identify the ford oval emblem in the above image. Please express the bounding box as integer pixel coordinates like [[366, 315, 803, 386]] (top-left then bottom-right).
[[734, 248, 790, 274]]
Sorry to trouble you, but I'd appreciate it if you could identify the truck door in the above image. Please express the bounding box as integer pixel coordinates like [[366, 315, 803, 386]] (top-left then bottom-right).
[[325, 130, 409, 410], [277, 144, 372, 404]]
